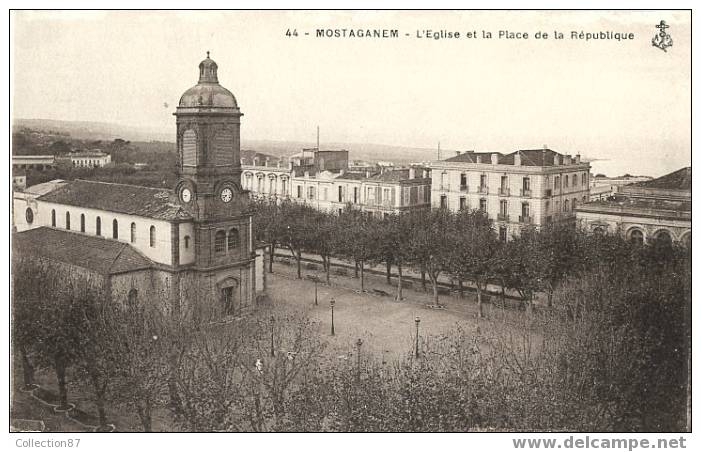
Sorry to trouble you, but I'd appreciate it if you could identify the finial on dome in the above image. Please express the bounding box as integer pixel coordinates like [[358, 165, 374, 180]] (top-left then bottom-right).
[[198, 52, 218, 84]]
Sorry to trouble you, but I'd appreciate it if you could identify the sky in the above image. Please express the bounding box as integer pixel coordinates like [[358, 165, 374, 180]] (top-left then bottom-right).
[[11, 10, 691, 177]]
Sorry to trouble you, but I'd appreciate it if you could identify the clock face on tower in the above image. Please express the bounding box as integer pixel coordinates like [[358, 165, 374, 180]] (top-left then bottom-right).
[[181, 188, 192, 203], [220, 187, 233, 203]]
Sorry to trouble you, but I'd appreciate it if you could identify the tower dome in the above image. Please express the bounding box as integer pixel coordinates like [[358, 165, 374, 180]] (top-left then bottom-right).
[[178, 52, 239, 109]]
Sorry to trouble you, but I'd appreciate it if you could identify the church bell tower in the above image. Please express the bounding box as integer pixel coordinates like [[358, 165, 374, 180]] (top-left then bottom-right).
[[174, 53, 253, 281]]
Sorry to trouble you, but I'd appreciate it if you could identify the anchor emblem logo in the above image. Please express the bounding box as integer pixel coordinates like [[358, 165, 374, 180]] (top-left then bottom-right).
[[652, 20, 673, 52]]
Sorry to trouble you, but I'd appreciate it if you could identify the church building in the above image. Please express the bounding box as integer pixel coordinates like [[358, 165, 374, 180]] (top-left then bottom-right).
[[12, 54, 265, 316]]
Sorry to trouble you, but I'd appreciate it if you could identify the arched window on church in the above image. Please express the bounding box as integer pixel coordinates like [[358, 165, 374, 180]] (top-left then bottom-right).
[[80, 214, 85, 232], [113, 219, 119, 239], [629, 229, 644, 245], [51, 209, 56, 227], [127, 288, 138, 309], [96, 216, 102, 236], [215, 230, 226, 254], [150, 226, 156, 247], [65, 212, 70, 230], [130, 223, 136, 243], [227, 228, 239, 251]]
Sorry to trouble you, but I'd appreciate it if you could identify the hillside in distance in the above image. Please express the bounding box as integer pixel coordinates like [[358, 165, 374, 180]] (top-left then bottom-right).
[[13, 118, 442, 164]]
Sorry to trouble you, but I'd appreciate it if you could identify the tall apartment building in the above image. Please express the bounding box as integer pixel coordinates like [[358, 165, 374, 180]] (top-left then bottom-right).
[[429, 149, 591, 241]]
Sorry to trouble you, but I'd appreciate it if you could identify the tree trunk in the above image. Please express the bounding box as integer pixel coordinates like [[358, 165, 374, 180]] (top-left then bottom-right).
[[385, 261, 392, 285], [547, 288, 553, 307], [360, 261, 365, 292], [20, 345, 35, 389], [476, 280, 484, 318], [421, 269, 427, 291], [167, 354, 183, 414], [501, 281, 507, 322], [137, 399, 153, 432], [396, 264, 403, 301], [268, 243, 275, 273], [430, 275, 439, 306], [525, 293, 533, 316], [295, 251, 302, 279], [354, 261, 359, 278], [324, 257, 331, 284], [458, 280, 464, 298], [96, 393, 108, 429], [55, 358, 69, 410]]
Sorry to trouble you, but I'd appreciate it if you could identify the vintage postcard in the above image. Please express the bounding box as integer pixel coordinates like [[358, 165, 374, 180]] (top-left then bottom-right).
[[7, 7, 693, 450]]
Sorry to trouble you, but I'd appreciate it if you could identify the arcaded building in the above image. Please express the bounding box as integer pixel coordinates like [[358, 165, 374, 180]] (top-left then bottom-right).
[[13, 54, 265, 316], [576, 167, 691, 247]]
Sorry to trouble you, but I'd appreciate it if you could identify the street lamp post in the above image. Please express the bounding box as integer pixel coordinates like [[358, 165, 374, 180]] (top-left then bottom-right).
[[314, 278, 318, 306], [415, 316, 421, 358], [270, 315, 275, 357], [356, 338, 363, 382], [330, 298, 335, 336]]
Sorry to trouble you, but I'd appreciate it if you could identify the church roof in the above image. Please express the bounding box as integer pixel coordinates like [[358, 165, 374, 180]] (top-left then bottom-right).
[[13, 227, 155, 275], [37, 180, 191, 221]]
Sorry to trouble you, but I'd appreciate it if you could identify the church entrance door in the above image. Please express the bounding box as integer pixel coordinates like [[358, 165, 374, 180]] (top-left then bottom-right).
[[220, 280, 240, 317]]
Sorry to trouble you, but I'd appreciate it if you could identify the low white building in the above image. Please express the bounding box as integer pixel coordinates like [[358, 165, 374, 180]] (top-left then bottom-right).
[[68, 150, 112, 168]]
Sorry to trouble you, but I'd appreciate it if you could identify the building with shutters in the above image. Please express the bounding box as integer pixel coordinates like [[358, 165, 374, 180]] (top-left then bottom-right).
[[12, 54, 265, 316], [428, 149, 591, 241], [241, 151, 432, 217]]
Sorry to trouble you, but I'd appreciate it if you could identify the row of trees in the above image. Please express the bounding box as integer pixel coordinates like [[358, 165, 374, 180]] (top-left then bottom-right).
[[252, 200, 687, 315], [13, 236, 690, 431]]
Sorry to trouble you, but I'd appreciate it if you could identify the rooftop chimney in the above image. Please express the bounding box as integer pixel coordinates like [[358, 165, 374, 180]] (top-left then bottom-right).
[[574, 154, 581, 163], [514, 152, 521, 166], [554, 154, 561, 165], [491, 153, 499, 165], [409, 167, 416, 179], [253, 156, 259, 166], [476, 155, 482, 164], [564, 155, 572, 165], [422, 169, 429, 178], [455, 151, 461, 157], [365, 170, 370, 178], [265, 157, 270, 167]]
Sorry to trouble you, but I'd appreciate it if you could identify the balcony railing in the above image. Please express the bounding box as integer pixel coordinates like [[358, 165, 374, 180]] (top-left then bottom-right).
[[497, 213, 510, 222], [459, 185, 469, 192], [477, 185, 489, 194], [520, 188, 532, 197], [439, 184, 450, 191], [498, 187, 510, 196], [519, 215, 533, 224]]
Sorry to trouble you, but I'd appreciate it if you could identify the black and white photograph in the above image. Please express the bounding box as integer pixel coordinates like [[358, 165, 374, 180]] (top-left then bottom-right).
[[5, 5, 695, 448]]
